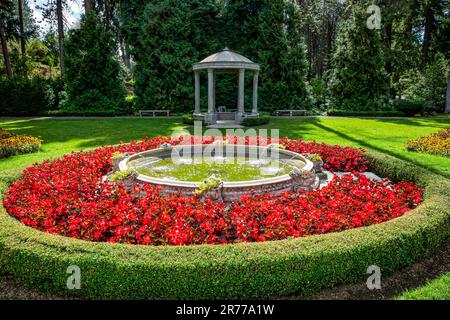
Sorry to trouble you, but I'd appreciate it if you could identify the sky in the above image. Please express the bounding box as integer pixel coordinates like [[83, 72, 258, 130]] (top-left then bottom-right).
[[30, 0, 83, 33]]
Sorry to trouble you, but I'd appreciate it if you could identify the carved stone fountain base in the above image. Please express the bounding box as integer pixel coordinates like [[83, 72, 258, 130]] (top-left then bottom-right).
[[106, 144, 333, 202]]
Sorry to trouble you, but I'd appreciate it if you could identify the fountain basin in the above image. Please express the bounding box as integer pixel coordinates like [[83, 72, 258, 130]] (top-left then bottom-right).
[[118, 144, 320, 201]]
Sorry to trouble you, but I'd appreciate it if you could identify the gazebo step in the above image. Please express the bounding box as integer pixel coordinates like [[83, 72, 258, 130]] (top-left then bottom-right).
[[216, 120, 236, 124], [208, 121, 244, 129], [216, 112, 237, 121]]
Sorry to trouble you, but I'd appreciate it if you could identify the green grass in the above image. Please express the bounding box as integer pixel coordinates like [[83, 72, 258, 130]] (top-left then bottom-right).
[[1, 150, 449, 299], [0, 116, 449, 299], [1, 117, 449, 178], [398, 273, 450, 300]]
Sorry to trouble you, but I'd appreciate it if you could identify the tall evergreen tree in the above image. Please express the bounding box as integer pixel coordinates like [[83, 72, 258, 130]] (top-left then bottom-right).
[[64, 12, 124, 111], [223, 0, 311, 111], [329, 2, 389, 111], [135, 0, 219, 111]]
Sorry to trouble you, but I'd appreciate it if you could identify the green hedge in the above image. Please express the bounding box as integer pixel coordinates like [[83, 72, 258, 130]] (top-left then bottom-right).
[[0, 135, 42, 158], [182, 115, 206, 126], [46, 110, 127, 117], [392, 99, 425, 117], [241, 116, 271, 127], [0, 77, 64, 116], [327, 110, 406, 117], [0, 152, 449, 299]]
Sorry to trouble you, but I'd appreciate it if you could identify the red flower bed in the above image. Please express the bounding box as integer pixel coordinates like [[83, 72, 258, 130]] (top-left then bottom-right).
[[281, 138, 369, 172], [3, 136, 422, 246]]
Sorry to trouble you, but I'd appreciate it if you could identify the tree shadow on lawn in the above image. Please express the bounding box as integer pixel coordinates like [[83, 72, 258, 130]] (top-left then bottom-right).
[[311, 121, 450, 178], [373, 117, 450, 128], [0, 118, 189, 150]]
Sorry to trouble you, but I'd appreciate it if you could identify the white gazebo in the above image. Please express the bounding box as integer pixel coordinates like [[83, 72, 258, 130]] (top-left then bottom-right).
[[192, 48, 260, 125]]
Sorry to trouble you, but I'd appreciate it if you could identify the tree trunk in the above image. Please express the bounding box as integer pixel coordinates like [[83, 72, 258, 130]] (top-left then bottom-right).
[[84, 0, 93, 14], [445, 71, 450, 114], [18, 0, 26, 59], [384, 22, 392, 74], [119, 32, 131, 70], [422, 4, 434, 65], [56, 0, 64, 76], [0, 14, 13, 78]]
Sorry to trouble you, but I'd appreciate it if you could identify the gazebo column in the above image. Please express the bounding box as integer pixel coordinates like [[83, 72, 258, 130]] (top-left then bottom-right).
[[252, 70, 259, 114], [194, 71, 201, 115], [213, 70, 216, 111], [207, 69, 215, 114], [238, 68, 245, 117]]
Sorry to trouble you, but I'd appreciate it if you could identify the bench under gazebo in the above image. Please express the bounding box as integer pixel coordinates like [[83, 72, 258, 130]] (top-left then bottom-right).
[[192, 48, 260, 125]]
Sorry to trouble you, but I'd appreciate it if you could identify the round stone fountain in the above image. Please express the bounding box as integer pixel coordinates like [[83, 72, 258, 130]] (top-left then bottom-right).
[[112, 143, 328, 201]]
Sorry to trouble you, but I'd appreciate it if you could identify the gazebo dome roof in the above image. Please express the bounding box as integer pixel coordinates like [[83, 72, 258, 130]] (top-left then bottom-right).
[[193, 48, 260, 72], [200, 48, 254, 64]]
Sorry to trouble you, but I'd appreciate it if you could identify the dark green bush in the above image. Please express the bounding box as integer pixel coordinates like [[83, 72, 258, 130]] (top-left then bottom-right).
[[392, 99, 425, 117], [0, 152, 448, 299], [241, 116, 271, 126], [182, 115, 205, 126], [0, 77, 62, 116], [327, 110, 406, 117], [125, 95, 138, 115], [0, 134, 42, 158], [46, 110, 125, 117]]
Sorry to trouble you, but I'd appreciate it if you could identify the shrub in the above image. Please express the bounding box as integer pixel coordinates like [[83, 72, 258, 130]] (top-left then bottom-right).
[[400, 54, 449, 113], [405, 127, 450, 157], [0, 77, 62, 116], [0, 134, 42, 158], [182, 115, 205, 126], [46, 110, 125, 117], [125, 95, 137, 114], [241, 116, 270, 126], [0, 129, 15, 139], [392, 99, 425, 117], [309, 76, 327, 110], [327, 110, 406, 117]]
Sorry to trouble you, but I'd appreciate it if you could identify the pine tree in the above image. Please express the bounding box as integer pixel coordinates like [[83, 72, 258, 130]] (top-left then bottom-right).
[[64, 12, 125, 112], [329, 2, 389, 111], [282, 1, 311, 108], [223, 0, 311, 112], [135, 0, 219, 112]]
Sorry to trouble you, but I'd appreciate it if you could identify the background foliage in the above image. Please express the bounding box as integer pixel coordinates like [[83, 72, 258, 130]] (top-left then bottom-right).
[[63, 12, 125, 113], [0, 0, 449, 115]]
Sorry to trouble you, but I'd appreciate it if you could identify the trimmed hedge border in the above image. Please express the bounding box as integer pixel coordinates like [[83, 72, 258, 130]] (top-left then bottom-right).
[[0, 151, 449, 299]]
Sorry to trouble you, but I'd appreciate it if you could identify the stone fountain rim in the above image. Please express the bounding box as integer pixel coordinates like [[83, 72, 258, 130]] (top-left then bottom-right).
[[119, 144, 314, 188]]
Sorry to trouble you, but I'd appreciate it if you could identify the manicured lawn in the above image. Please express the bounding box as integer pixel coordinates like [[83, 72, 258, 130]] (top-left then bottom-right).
[[398, 273, 450, 300], [0, 116, 449, 300], [0, 117, 449, 178]]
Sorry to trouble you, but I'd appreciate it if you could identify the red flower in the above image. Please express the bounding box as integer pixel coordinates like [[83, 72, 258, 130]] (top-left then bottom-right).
[[2, 136, 422, 246]]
